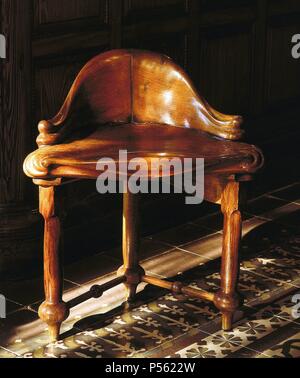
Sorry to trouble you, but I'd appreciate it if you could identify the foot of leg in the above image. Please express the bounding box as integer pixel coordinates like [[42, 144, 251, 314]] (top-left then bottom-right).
[[38, 301, 69, 342]]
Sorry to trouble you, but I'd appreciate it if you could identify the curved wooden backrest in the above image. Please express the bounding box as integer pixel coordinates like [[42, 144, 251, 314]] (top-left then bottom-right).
[[37, 49, 243, 147]]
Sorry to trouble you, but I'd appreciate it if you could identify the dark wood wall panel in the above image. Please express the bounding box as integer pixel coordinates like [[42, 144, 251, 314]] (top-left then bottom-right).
[[200, 0, 252, 11], [33, 0, 109, 36], [269, 0, 300, 16], [123, 32, 189, 70], [34, 0, 105, 25], [199, 28, 253, 115], [123, 0, 188, 22], [0, 0, 32, 203], [35, 61, 84, 121], [265, 23, 300, 108], [33, 48, 109, 124]]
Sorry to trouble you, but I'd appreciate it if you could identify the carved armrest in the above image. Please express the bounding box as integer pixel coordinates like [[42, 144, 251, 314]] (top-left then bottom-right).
[[37, 119, 65, 148], [194, 96, 244, 141], [36, 92, 80, 148]]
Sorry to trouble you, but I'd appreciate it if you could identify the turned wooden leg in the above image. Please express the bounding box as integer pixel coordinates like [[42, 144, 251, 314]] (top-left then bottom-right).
[[38, 186, 69, 342], [118, 191, 144, 302], [214, 181, 243, 331]]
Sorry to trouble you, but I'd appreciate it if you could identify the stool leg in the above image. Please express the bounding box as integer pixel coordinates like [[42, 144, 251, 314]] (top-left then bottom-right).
[[38, 186, 69, 342], [118, 191, 144, 302], [214, 181, 242, 331]]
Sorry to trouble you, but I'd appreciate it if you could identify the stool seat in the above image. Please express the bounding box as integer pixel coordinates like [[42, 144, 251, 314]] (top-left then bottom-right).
[[24, 123, 263, 180]]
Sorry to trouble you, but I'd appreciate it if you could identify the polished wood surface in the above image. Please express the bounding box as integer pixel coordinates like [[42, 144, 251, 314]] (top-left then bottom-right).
[[132, 50, 243, 140], [213, 181, 242, 330], [38, 186, 69, 341], [23, 50, 263, 182], [33, 49, 243, 148], [24, 123, 263, 180], [142, 275, 214, 302], [117, 190, 144, 302], [23, 49, 264, 341]]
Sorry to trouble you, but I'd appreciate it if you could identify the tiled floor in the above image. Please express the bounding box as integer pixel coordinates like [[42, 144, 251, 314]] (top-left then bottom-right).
[[0, 182, 300, 358]]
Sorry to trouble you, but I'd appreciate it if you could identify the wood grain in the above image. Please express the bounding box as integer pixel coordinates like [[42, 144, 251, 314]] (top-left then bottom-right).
[[38, 185, 69, 341], [24, 50, 263, 183], [118, 190, 144, 302], [35, 0, 103, 25], [0, 0, 32, 203], [23, 49, 264, 340], [123, 0, 188, 23], [214, 180, 243, 330]]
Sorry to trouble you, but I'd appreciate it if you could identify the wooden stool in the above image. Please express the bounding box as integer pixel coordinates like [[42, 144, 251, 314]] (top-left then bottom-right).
[[23, 50, 264, 341]]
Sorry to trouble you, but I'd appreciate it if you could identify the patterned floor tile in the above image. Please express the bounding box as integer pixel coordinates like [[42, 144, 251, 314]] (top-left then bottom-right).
[[171, 337, 264, 358], [0, 308, 79, 355], [181, 259, 295, 309], [170, 297, 297, 358], [12, 262, 300, 359], [256, 291, 300, 323], [240, 223, 300, 288], [240, 249, 300, 288], [225, 347, 268, 358], [27, 292, 219, 358], [53, 258, 298, 359], [238, 271, 290, 307], [257, 327, 300, 358], [2, 183, 300, 358], [24, 331, 109, 358], [94, 308, 200, 356], [172, 338, 236, 358]]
